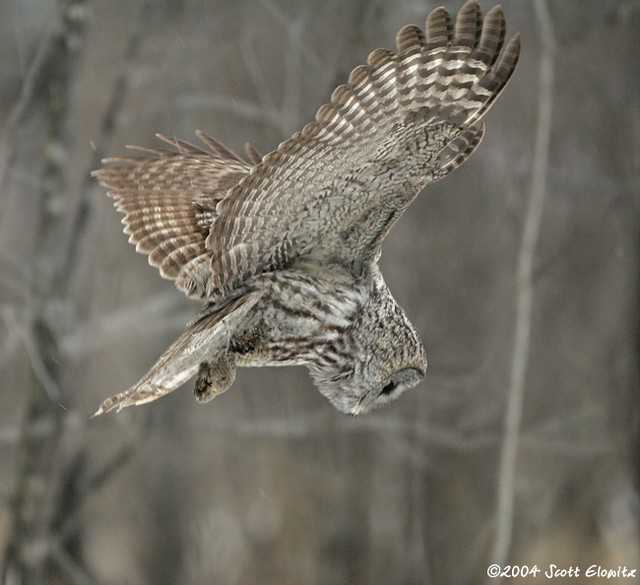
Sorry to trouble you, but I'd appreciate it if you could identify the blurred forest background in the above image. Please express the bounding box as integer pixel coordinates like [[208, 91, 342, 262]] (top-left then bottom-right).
[[0, 0, 638, 584]]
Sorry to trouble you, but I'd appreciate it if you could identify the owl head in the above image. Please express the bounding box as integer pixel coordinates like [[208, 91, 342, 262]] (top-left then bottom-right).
[[309, 269, 427, 415]]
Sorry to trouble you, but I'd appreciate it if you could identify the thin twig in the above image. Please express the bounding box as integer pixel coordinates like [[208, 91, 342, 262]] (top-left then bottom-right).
[[175, 94, 283, 128], [491, 0, 556, 570], [0, 6, 64, 196], [50, 540, 97, 585], [60, 0, 155, 292], [240, 20, 278, 130], [59, 291, 188, 358], [2, 307, 61, 401]]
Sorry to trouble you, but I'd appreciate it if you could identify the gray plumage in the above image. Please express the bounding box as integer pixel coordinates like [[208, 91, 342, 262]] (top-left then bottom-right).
[[93, 1, 520, 416]]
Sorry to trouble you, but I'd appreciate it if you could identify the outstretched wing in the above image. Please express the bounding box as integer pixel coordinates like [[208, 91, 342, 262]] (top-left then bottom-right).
[[93, 291, 262, 415], [207, 0, 520, 297], [92, 132, 254, 299]]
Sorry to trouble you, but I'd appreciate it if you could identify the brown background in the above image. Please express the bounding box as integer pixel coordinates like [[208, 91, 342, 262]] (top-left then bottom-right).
[[0, 1, 638, 584]]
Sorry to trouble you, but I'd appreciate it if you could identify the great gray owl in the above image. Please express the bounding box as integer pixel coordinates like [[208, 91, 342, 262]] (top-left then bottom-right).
[[93, 1, 520, 416]]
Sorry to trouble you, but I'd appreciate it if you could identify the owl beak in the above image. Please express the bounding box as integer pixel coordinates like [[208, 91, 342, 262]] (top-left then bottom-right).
[[350, 399, 365, 416], [351, 389, 376, 416]]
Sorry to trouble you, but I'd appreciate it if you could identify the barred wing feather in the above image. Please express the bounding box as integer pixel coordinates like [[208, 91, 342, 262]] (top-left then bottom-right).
[[93, 132, 253, 299], [207, 0, 520, 297]]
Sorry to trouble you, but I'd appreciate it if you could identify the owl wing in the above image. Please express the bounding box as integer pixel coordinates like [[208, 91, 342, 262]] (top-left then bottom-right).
[[93, 291, 262, 415], [92, 131, 254, 299], [207, 0, 520, 296]]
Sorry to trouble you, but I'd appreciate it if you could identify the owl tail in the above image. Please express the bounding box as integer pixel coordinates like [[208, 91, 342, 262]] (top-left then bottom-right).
[[93, 292, 262, 416]]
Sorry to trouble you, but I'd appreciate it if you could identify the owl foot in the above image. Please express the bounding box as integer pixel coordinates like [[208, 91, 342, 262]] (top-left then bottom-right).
[[194, 354, 236, 403]]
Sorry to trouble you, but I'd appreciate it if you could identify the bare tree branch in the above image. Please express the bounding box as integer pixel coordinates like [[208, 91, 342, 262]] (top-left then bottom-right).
[[2, 1, 90, 583], [491, 0, 557, 572], [60, 0, 157, 291]]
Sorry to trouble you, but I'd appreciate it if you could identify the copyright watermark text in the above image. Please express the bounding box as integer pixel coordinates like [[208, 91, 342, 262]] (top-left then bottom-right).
[[486, 563, 637, 579]]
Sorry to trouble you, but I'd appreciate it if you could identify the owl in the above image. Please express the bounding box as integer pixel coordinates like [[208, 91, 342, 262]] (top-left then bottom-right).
[[93, 1, 520, 416]]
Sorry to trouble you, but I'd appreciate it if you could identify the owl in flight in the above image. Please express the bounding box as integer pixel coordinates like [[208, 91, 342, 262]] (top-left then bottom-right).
[[93, 1, 519, 416]]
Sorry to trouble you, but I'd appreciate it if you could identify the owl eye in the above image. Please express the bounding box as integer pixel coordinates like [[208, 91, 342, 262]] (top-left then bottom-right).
[[378, 367, 424, 399], [380, 380, 398, 396]]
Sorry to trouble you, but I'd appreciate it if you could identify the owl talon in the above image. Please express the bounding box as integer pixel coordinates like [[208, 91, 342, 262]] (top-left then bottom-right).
[[194, 354, 236, 403]]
